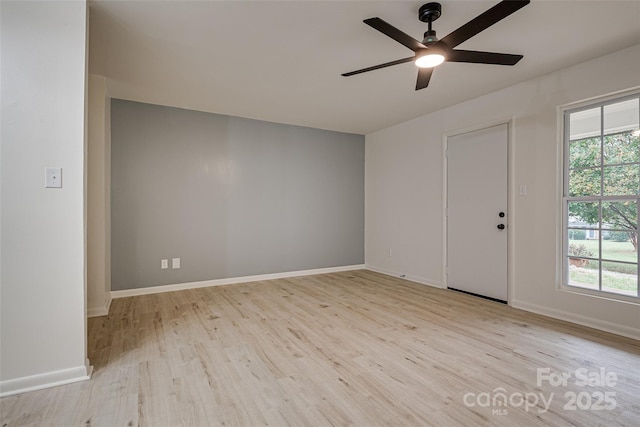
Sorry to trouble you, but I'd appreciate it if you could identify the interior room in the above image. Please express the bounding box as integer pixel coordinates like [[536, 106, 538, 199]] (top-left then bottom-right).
[[1, 1, 639, 425]]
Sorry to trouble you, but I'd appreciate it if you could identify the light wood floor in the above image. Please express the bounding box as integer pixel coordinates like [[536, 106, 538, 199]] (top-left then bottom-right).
[[1, 270, 639, 426]]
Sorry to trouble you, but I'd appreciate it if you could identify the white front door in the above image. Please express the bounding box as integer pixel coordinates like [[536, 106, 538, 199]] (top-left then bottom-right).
[[447, 124, 508, 301]]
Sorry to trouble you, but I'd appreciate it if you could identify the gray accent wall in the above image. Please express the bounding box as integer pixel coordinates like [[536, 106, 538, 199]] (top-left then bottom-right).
[[111, 99, 364, 290]]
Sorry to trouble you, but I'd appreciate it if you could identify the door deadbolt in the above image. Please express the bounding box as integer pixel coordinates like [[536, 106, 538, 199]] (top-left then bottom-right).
[[499, 212, 505, 218]]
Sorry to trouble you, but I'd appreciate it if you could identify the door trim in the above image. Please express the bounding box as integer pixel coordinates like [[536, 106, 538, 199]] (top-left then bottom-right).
[[442, 119, 515, 305]]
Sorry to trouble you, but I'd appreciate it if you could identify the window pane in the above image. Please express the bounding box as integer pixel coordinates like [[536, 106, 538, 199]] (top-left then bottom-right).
[[570, 107, 601, 140], [602, 200, 637, 230], [604, 98, 639, 136], [570, 137, 601, 168], [602, 262, 637, 296], [569, 168, 601, 196], [603, 132, 639, 165], [568, 258, 599, 290], [567, 237, 598, 259], [603, 165, 639, 196], [567, 229, 600, 240], [601, 238, 635, 263], [568, 201, 599, 229]]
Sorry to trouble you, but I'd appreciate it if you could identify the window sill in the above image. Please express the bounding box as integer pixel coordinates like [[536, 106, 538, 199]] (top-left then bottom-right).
[[559, 284, 640, 305]]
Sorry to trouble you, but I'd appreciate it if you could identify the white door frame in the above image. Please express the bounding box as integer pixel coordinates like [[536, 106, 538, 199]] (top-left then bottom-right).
[[442, 118, 516, 304]]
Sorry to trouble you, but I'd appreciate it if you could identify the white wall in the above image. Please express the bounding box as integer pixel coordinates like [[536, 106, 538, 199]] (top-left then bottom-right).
[[87, 74, 111, 317], [366, 43, 640, 339], [0, 1, 90, 396]]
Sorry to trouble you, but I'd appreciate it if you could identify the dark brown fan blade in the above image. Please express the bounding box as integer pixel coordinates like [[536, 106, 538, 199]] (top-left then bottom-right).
[[447, 49, 523, 65], [364, 17, 426, 52], [415, 67, 434, 90], [439, 1, 529, 49], [342, 56, 416, 77]]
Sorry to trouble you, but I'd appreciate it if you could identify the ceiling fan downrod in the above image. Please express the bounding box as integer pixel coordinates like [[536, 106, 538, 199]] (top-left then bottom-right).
[[419, 2, 441, 44]]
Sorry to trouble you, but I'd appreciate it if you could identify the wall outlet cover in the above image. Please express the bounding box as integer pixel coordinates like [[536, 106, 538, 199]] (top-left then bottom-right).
[[45, 167, 62, 188]]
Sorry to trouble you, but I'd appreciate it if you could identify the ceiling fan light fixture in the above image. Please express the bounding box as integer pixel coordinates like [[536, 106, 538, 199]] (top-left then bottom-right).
[[342, 1, 530, 90], [415, 53, 445, 68]]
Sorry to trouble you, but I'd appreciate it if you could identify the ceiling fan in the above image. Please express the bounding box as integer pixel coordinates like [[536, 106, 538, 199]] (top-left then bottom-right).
[[342, 0, 530, 90]]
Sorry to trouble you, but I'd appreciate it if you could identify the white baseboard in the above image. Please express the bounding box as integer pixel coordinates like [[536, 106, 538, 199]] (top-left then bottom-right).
[[365, 265, 444, 289], [511, 299, 640, 341], [0, 364, 91, 398], [87, 294, 112, 318], [111, 264, 366, 299]]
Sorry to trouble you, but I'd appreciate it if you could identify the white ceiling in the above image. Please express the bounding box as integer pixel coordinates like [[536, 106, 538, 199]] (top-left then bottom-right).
[[89, 0, 640, 135]]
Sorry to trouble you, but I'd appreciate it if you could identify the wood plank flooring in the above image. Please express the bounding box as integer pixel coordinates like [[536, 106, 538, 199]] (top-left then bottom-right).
[[1, 270, 639, 426]]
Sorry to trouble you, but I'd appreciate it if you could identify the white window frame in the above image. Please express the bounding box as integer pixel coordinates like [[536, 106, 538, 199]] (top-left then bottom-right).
[[560, 90, 640, 303]]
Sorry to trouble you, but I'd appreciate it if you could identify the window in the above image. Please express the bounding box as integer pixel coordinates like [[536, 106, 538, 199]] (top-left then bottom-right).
[[563, 93, 640, 298]]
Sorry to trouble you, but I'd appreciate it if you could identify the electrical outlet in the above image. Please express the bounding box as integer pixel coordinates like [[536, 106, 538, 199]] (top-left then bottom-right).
[[172, 258, 180, 269], [161, 259, 168, 269]]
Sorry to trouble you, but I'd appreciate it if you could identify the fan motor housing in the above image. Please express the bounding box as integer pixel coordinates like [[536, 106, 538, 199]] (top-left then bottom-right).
[[419, 2, 442, 23]]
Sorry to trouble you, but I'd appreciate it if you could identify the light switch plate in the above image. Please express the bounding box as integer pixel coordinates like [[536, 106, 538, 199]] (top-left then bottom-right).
[[45, 168, 62, 188], [161, 259, 168, 269], [172, 258, 180, 269]]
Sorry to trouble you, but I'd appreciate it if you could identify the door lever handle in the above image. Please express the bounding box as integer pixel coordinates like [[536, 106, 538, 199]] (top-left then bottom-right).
[[497, 224, 505, 230]]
